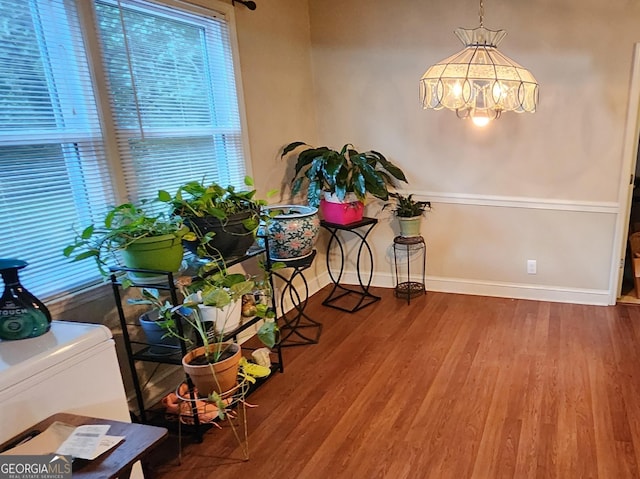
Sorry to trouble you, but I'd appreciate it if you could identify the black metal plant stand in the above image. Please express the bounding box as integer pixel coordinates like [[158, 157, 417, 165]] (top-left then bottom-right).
[[320, 217, 381, 313], [270, 250, 322, 347], [393, 235, 427, 304]]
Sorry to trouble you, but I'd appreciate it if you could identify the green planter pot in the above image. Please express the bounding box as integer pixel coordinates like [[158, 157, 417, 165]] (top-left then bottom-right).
[[120, 231, 186, 276], [398, 216, 422, 237]]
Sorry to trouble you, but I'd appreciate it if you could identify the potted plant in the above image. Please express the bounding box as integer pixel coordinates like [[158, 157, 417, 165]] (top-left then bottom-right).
[[259, 204, 320, 260], [165, 259, 279, 399], [189, 266, 255, 334], [282, 142, 408, 224], [384, 192, 432, 237], [63, 201, 191, 278], [158, 263, 278, 461], [158, 177, 267, 259], [127, 288, 183, 354]]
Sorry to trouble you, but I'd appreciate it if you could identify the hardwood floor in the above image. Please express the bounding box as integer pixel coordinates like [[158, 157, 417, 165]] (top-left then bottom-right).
[[146, 287, 640, 479]]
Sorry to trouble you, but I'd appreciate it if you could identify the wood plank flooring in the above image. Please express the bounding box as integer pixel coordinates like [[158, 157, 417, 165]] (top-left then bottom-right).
[[146, 287, 640, 479]]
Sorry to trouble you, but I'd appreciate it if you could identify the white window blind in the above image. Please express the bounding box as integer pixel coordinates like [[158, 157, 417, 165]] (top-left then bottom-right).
[[0, 0, 248, 300], [94, 0, 247, 203], [0, 0, 114, 299]]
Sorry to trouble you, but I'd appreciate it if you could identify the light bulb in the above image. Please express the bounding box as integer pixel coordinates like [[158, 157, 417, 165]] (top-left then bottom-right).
[[492, 82, 503, 102], [471, 114, 491, 127], [452, 81, 463, 98]]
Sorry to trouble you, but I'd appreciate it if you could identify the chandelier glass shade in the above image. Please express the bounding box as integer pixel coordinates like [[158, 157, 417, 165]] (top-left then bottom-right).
[[420, 26, 538, 126]]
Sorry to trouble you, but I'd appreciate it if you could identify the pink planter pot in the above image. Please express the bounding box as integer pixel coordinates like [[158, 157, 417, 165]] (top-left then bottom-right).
[[319, 198, 364, 225]]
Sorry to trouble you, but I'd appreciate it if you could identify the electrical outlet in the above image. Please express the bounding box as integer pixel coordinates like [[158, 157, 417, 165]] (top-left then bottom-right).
[[527, 259, 537, 275]]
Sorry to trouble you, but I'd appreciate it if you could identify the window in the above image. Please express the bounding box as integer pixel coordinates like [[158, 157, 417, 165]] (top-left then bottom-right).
[[94, 0, 246, 200], [0, 0, 247, 299]]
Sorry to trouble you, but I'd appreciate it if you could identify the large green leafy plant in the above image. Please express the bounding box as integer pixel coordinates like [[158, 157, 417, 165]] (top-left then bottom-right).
[[158, 177, 272, 257], [282, 142, 408, 207], [159, 177, 265, 229], [158, 254, 280, 363]]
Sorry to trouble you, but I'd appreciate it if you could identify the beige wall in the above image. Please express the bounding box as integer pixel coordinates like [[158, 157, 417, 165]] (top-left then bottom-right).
[[232, 0, 318, 198], [307, 0, 640, 303]]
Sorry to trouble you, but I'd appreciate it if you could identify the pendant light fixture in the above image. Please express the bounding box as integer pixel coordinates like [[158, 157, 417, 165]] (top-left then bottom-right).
[[419, 0, 538, 127]]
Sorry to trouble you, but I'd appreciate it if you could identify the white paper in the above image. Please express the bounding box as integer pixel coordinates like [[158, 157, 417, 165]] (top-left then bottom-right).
[[90, 435, 125, 460], [56, 425, 111, 460]]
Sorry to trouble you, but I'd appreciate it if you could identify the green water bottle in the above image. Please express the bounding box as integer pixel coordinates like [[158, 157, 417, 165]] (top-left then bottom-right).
[[0, 259, 51, 340]]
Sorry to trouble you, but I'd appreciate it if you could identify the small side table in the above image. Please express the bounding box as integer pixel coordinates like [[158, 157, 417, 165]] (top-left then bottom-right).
[[271, 250, 322, 346], [393, 235, 426, 304], [0, 412, 167, 479], [321, 217, 381, 313]]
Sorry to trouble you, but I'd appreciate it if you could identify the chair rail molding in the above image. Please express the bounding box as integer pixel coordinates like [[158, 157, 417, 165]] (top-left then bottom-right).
[[409, 191, 618, 214]]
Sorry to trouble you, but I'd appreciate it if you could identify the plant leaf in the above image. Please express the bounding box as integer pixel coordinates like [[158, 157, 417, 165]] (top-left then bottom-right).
[[294, 147, 331, 176], [201, 288, 231, 308], [157, 190, 171, 202], [257, 320, 278, 348], [369, 150, 408, 182], [281, 141, 308, 157], [71, 250, 98, 261], [81, 225, 94, 239]]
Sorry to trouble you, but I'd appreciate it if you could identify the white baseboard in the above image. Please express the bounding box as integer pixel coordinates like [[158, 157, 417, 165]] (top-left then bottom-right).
[[337, 270, 611, 306], [425, 276, 611, 306]]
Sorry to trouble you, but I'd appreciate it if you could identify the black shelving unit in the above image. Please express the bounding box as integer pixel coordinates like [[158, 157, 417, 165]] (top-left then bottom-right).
[[109, 248, 283, 441]]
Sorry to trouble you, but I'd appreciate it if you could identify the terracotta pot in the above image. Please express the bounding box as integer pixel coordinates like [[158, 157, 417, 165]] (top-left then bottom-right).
[[182, 342, 241, 396]]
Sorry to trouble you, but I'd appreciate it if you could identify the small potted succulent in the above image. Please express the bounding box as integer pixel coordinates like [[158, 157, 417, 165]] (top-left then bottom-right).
[[282, 142, 408, 224], [63, 201, 191, 278], [158, 177, 267, 259], [384, 192, 431, 237]]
